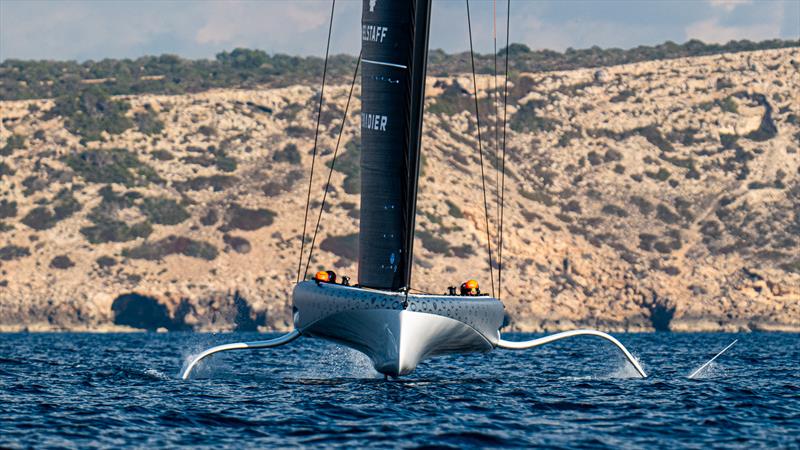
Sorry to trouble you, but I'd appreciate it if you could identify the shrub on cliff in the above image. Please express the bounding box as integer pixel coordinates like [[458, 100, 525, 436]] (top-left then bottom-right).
[[223, 234, 252, 254], [601, 204, 629, 218], [0, 245, 30, 261], [1, 134, 25, 156], [0, 200, 17, 219], [180, 147, 237, 172], [20, 190, 81, 230], [96, 256, 117, 268], [65, 148, 161, 187], [262, 170, 304, 196], [656, 204, 681, 224], [134, 108, 165, 135], [81, 219, 153, 244], [49, 87, 133, 141], [510, 102, 560, 133], [122, 235, 218, 261], [140, 197, 189, 225], [175, 175, 237, 192], [50, 255, 75, 269], [222, 204, 276, 231], [150, 149, 174, 161], [272, 143, 302, 164], [0, 162, 15, 178]]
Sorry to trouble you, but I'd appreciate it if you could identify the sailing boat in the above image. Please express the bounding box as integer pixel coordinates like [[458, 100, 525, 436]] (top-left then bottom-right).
[[181, 0, 646, 380]]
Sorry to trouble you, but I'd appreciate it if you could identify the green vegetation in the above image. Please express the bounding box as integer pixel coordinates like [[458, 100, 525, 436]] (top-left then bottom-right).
[[631, 196, 654, 215], [445, 200, 463, 218], [180, 147, 238, 173], [223, 234, 251, 254], [263, 170, 304, 196], [65, 148, 161, 187], [656, 204, 681, 224], [719, 96, 739, 114], [1, 134, 25, 156], [427, 82, 492, 117], [0, 162, 15, 178], [48, 87, 133, 141], [557, 129, 582, 147], [176, 174, 238, 192], [49, 255, 75, 269], [272, 143, 302, 164], [645, 167, 671, 181], [520, 188, 555, 206], [134, 108, 165, 135], [122, 235, 218, 261], [3, 40, 796, 101], [638, 126, 675, 153], [96, 256, 117, 268], [601, 204, 629, 218], [510, 102, 560, 133], [223, 204, 276, 231], [140, 197, 190, 225], [150, 149, 174, 161], [197, 125, 216, 137], [0, 245, 30, 261], [0, 200, 17, 219], [610, 89, 635, 103], [80, 187, 153, 243], [20, 189, 81, 230]]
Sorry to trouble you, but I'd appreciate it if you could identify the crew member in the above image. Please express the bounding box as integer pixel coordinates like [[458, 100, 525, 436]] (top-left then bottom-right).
[[314, 270, 337, 283], [460, 279, 480, 296]]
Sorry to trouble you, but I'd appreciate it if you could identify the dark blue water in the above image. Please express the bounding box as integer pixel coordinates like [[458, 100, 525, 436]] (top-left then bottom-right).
[[0, 333, 797, 448]]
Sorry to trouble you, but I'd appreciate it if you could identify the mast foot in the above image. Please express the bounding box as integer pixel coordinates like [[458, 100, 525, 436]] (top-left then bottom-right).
[[497, 329, 647, 378], [180, 330, 301, 380]]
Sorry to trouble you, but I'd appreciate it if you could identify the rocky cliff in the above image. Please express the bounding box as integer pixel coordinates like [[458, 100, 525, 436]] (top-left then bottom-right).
[[1, 47, 798, 332]]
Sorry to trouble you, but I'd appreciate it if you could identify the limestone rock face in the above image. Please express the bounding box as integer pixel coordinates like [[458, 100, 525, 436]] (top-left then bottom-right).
[[0, 47, 798, 332]]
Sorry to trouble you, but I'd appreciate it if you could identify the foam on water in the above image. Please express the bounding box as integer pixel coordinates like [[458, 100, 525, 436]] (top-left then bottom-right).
[[688, 361, 725, 379], [143, 368, 171, 381]]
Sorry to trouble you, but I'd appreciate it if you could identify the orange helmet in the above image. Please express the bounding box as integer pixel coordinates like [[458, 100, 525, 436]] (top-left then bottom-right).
[[314, 271, 331, 282], [460, 279, 479, 296]]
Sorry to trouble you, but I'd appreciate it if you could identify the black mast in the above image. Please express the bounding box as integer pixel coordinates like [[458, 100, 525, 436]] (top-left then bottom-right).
[[358, 0, 432, 291]]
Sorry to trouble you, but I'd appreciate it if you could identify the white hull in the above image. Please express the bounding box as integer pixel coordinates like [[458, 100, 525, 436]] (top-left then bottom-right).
[[292, 281, 505, 376], [302, 309, 493, 376]]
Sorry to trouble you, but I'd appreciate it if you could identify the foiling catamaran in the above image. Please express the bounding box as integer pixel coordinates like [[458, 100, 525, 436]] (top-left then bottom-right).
[[181, 0, 646, 380]]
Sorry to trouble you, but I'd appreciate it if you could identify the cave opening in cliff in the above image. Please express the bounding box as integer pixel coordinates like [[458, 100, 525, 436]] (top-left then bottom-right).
[[112, 293, 178, 331]]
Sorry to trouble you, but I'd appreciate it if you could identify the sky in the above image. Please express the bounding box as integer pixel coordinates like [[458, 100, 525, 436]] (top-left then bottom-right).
[[1, 0, 798, 61]]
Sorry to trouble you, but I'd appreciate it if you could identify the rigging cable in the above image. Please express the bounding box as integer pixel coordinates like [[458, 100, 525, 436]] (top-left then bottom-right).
[[498, 0, 510, 300], [297, 0, 336, 283], [303, 52, 362, 280], [466, 0, 495, 298]]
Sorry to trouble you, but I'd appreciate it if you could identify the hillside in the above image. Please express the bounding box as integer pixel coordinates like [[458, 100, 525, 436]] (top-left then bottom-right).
[[0, 47, 798, 332]]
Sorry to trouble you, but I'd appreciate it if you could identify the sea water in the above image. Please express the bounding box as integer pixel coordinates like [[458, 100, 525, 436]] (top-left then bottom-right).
[[0, 332, 797, 448]]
